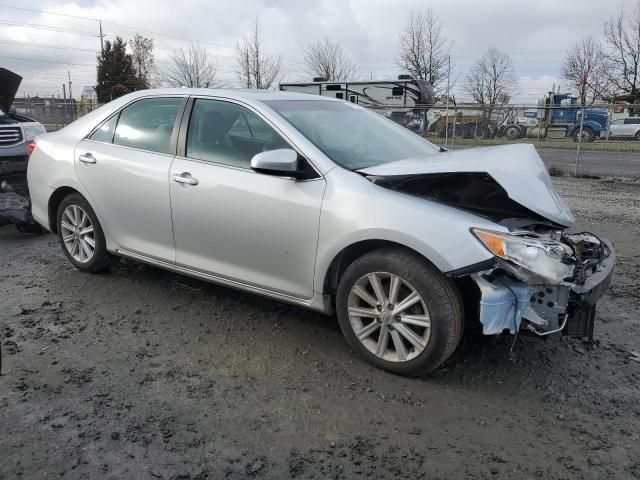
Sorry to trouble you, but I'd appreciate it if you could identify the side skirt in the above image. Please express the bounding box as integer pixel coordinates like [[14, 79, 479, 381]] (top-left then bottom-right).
[[115, 248, 330, 314]]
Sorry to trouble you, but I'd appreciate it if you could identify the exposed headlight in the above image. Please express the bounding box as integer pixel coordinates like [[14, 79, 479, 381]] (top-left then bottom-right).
[[22, 123, 47, 141], [472, 228, 574, 284]]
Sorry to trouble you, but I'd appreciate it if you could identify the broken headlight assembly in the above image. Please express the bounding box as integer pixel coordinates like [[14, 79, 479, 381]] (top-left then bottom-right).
[[472, 228, 575, 285]]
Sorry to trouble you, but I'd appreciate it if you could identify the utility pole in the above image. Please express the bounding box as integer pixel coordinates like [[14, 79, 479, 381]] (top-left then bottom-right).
[[444, 54, 451, 147], [99, 20, 104, 55], [62, 83, 67, 122], [68, 70, 74, 121]]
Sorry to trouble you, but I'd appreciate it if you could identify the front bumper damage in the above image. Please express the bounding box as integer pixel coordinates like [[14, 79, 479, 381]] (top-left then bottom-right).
[[469, 235, 615, 339]]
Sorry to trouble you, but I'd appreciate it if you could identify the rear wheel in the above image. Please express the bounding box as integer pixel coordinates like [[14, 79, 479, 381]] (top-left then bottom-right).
[[336, 248, 463, 376], [505, 125, 522, 140], [56, 193, 115, 273]]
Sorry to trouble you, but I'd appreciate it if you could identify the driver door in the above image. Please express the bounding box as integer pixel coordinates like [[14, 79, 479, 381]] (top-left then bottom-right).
[[169, 98, 325, 299]]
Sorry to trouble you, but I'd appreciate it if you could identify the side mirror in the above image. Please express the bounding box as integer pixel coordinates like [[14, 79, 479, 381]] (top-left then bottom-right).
[[250, 149, 300, 177]]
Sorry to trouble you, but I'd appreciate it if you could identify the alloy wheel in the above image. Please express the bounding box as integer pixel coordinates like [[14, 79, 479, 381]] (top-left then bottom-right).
[[347, 272, 431, 363], [60, 205, 96, 263]]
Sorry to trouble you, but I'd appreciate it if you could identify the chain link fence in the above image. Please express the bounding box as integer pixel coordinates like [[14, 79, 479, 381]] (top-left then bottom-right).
[[11, 96, 640, 179], [372, 102, 640, 178], [12, 99, 103, 132]]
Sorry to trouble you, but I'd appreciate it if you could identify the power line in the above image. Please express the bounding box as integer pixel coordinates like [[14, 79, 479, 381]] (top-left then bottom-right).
[[0, 4, 304, 67], [0, 5, 100, 22], [0, 19, 99, 36], [0, 55, 95, 66], [0, 39, 98, 53]]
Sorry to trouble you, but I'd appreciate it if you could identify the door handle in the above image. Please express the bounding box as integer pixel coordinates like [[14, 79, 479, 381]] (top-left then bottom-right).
[[172, 173, 198, 186], [78, 153, 96, 164]]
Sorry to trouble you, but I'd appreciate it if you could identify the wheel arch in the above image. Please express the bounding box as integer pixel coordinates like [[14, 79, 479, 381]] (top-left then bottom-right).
[[568, 122, 598, 139], [321, 239, 445, 308], [48, 186, 81, 233]]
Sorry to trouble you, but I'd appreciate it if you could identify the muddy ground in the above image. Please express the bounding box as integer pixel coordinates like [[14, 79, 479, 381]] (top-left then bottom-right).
[[1, 177, 639, 480]]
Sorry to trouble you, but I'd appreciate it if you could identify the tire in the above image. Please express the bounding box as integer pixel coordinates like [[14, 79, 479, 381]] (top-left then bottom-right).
[[336, 248, 464, 377], [505, 125, 522, 140], [573, 128, 595, 143], [473, 126, 490, 139], [635, 130, 640, 141], [56, 193, 115, 273]]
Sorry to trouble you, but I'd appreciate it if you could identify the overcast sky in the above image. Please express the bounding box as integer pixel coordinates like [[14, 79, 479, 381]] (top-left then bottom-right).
[[0, 0, 633, 102]]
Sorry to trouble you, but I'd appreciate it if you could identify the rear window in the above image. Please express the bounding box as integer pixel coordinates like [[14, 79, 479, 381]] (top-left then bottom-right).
[[113, 98, 182, 154]]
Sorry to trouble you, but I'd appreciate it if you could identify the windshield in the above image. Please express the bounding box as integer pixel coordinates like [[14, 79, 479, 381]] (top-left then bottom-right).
[[265, 100, 440, 170]]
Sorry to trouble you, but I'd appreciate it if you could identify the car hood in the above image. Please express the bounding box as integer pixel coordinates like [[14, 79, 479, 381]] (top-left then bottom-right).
[[357, 143, 575, 227], [0, 68, 22, 115]]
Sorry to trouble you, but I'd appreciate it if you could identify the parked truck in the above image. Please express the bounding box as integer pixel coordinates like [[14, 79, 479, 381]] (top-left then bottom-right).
[[504, 93, 609, 142], [436, 93, 608, 142]]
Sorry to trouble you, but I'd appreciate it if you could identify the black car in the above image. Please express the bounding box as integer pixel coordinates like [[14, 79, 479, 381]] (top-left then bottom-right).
[[0, 68, 46, 232]]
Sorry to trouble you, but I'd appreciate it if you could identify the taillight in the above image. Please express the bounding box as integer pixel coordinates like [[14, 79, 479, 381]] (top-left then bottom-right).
[[27, 140, 36, 159]]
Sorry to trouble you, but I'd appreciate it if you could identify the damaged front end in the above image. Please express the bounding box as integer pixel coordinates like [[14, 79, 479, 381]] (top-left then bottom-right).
[[468, 230, 614, 340], [358, 144, 614, 340]]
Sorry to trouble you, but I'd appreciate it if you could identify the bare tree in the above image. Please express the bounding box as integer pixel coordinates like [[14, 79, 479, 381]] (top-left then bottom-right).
[[129, 34, 155, 88], [604, 1, 640, 102], [398, 9, 450, 95], [464, 48, 516, 106], [563, 36, 608, 105], [303, 37, 356, 81], [235, 19, 282, 89], [162, 44, 217, 88]]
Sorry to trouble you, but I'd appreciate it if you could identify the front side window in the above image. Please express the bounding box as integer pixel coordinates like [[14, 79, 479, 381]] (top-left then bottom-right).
[[186, 99, 289, 168], [265, 100, 440, 170], [113, 97, 182, 154]]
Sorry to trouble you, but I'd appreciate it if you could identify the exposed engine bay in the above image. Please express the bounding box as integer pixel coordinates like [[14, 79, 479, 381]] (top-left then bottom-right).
[[363, 166, 615, 341]]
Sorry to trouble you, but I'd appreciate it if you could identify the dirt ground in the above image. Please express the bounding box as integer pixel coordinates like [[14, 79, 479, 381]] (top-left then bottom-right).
[[1, 177, 639, 480]]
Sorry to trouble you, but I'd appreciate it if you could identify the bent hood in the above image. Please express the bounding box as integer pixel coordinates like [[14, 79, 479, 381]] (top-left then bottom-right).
[[0, 68, 22, 114], [358, 144, 575, 227]]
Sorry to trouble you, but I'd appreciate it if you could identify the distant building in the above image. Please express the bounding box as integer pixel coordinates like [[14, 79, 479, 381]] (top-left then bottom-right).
[[78, 86, 98, 115], [81, 86, 97, 101]]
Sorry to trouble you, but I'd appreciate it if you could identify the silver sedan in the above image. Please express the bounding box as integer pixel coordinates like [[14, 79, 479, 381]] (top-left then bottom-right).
[[27, 89, 614, 376]]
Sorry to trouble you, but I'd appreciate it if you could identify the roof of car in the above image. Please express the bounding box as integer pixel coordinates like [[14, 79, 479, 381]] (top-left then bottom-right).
[[124, 88, 333, 102]]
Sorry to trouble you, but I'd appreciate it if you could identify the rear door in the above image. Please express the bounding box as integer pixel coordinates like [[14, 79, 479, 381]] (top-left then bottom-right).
[[75, 96, 185, 261], [169, 97, 325, 298]]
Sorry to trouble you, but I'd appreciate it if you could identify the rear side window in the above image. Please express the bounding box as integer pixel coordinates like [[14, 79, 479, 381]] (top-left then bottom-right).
[[113, 98, 182, 154], [89, 114, 118, 143]]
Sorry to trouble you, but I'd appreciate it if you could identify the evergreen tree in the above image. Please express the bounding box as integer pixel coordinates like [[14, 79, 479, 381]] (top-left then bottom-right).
[[95, 37, 139, 103]]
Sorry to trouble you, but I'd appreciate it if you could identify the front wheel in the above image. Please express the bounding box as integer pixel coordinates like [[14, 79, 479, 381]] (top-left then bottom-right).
[[336, 248, 464, 376], [56, 193, 116, 273]]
